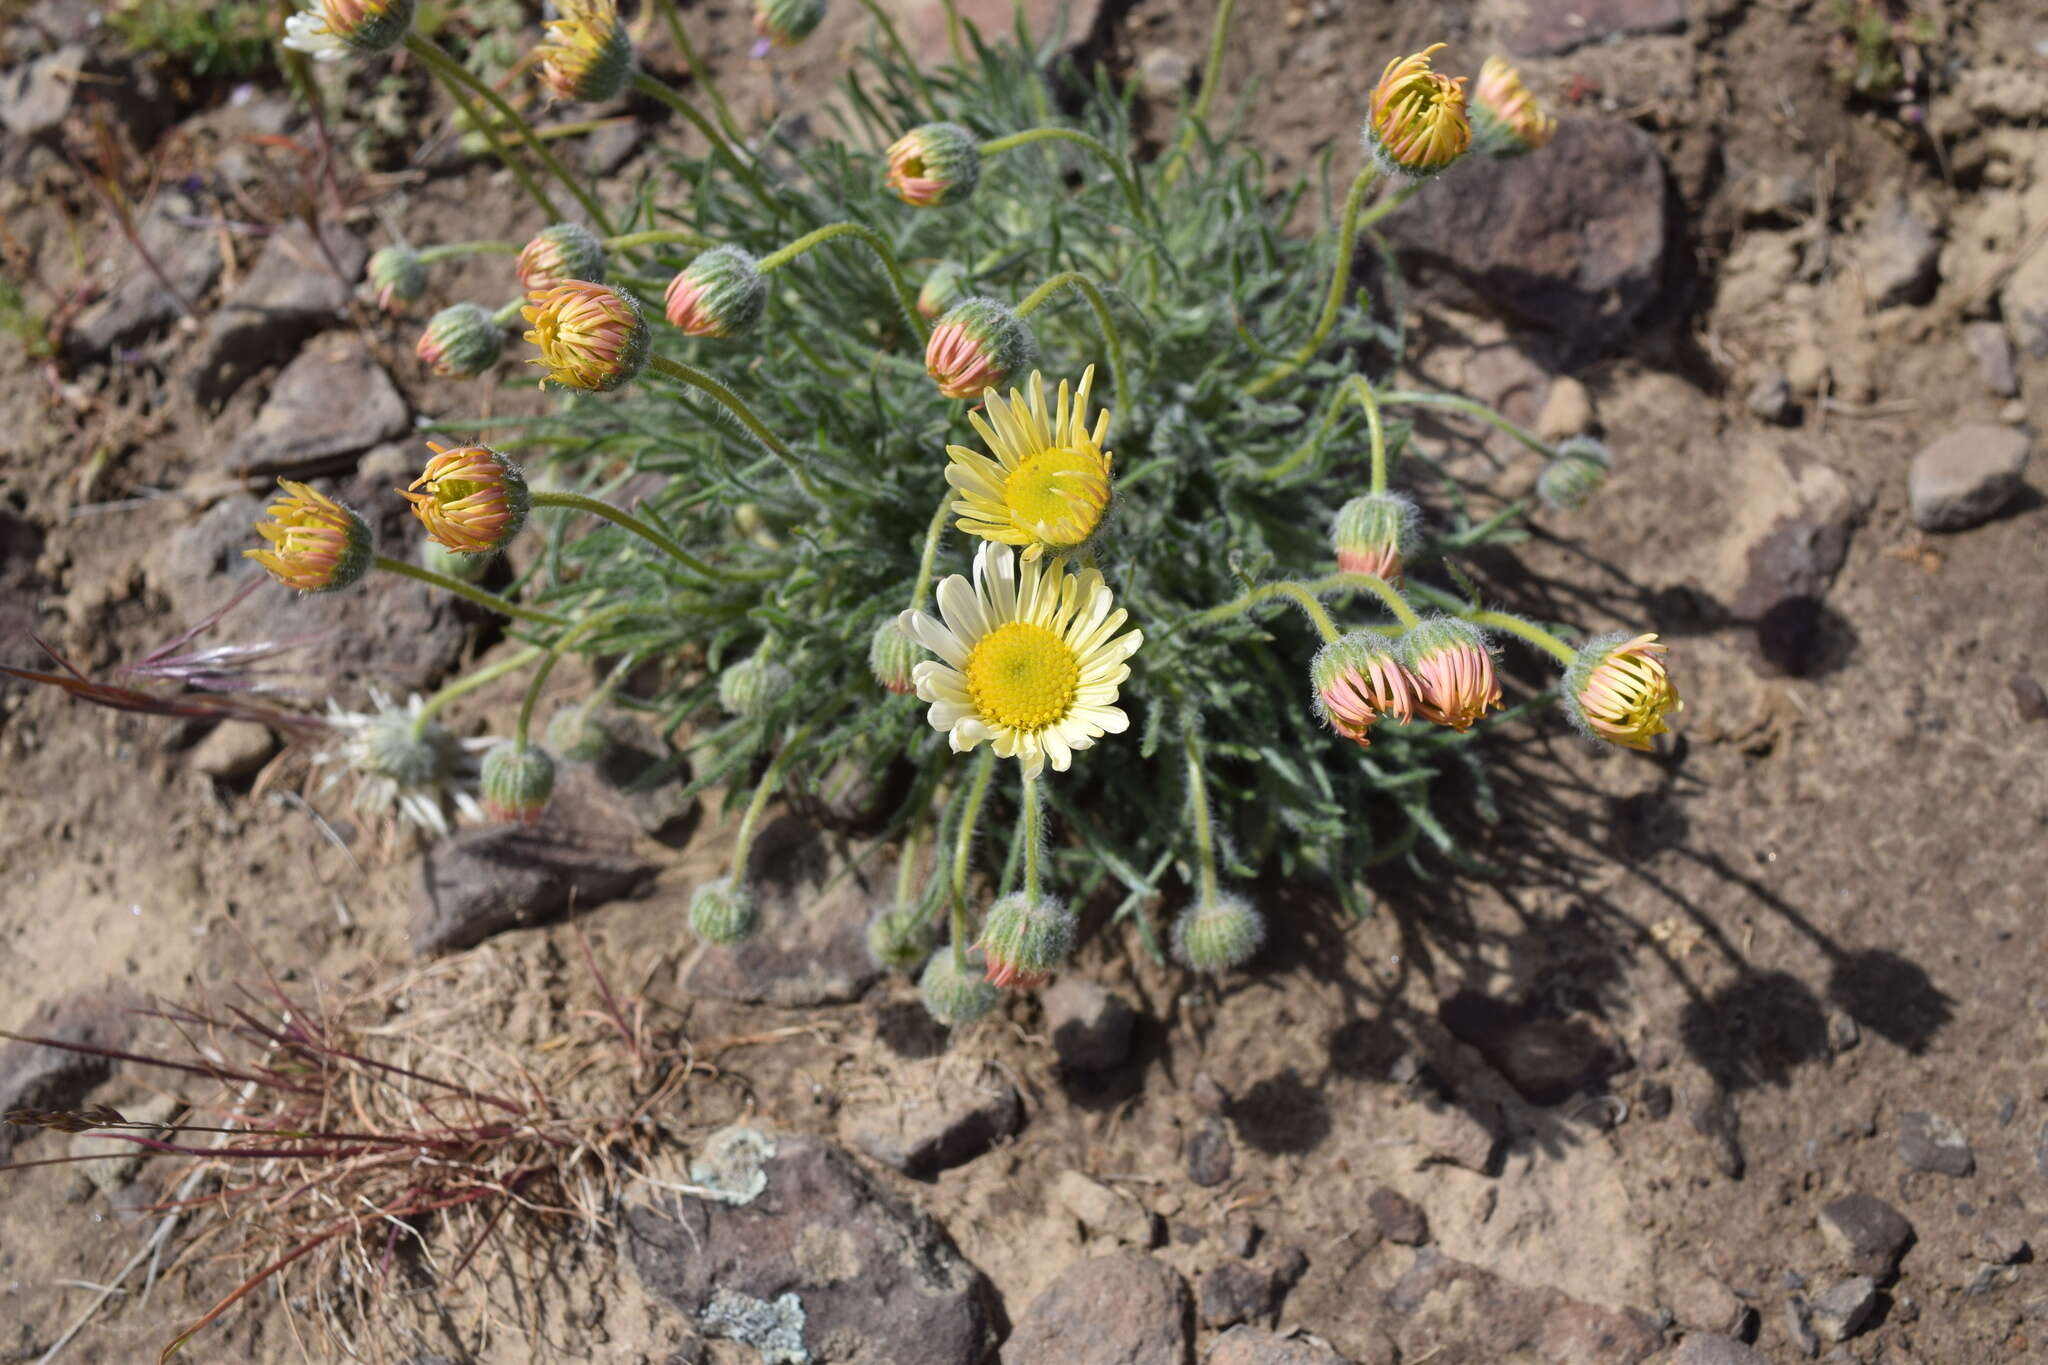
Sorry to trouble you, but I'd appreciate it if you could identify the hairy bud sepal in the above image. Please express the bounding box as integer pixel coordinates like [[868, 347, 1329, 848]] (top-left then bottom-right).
[[867, 904, 938, 973], [1173, 893, 1266, 973], [416, 302, 505, 378], [925, 297, 1038, 399], [1563, 632, 1681, 751], [480, 741, 556, 824], [690, 876, 762, 946], [919, 947, 1000, 1026], [664, 246, 768, 339], [885, 123, 983, 207], [973, 892, 1075, 989], [1332, 492, 1420, 583]]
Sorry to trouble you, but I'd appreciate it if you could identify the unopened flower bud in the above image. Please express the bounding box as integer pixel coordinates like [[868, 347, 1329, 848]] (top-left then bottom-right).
[[283, 0, 414, 60], [869, 617, 920, 694], [925, 297, 1038, 399], [244, 479, 374, 593], [918, 946, 1000, 1026], [690, 876, 761, 946], [401, 442, 530, 555], [664, 245, 767, 339], [420, 538, 490, 583], [361, 709, 454, 786], [1311, 632, 1418, 748], [480, 741, 556, 823], [1332, 491, 1420, 583], [516, 222, 608, 295], [1536, 436, 1612, 511], [885, 123, 982, 207], [867, 903, 937, 973], [973, 892, 1075, 989], [917, 261, 970, 320], [1362, 43, 1471, 177], [522, 281, 649, 391], [1399, 617, 1501, 733], [1173, 893, 1265, 973], [367, 245, 427, 311], [718, 654, 792, 718], [416, 302, 505, 378], [545, 705, 616, 762], [1470, 57, 1556, 157], [752, 0, 825, 51], [1564, 632, 1681, 750], [535, 0, 633, 103]]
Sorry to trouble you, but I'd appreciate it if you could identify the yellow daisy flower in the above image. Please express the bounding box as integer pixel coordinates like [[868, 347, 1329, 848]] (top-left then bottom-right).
[[898, 542, 1142, 780], [945, 368, 1113, 562]]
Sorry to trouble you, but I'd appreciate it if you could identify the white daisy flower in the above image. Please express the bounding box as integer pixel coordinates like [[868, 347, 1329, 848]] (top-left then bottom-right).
[[282, 9, 350, 59], [898, 542, 1142, 780]]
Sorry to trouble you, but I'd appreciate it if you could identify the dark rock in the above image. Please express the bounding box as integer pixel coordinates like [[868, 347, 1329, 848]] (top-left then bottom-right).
[[67, 207, 225, 357], [1745, 372, 1794, 424], [1674, 1336, 1772, 1365], [1439, 990, 1631, 1106], [1364, 1187, 1428, 1247], [1639, 1079, 1674, 1121], [1043, 978, 1136, 1072], [1509, 0, 1684, 55], [681, 814, 887, 1006], [1908, 425, 2030, 532], [786, 752, 913, 834], [626, 1129, 998, 1365], [1267, 1246, 1309, 1290], [1817, 1194, 1914, 1281], [1003, 1251, 1191, 1365], [1965, 321, 2020, 397], [1413, 1097, 1504, 1174], [1191, 1072, 1229, 1116], [1220, 1213, 1261, 1259], [1386, 1251, 1663, 1364], [1782, 1296, 1819, 1357], [225, 332, 409, 478], [1690, 1089, 1746, 1180], [408, 767, 660, 954], [842, 1056, 1022, 1177], [0, 42, 82, 137], [584, 713, 696, 845], [1852, 192, 1940, 308], [1807, 1277, 1878, 1343], [1188, 1117, 1235, 1188], [1205, 1325, 1356, 1365], [0, 983, 142, 1160], [1382, 120, 1667, 360], [199, 219, 369, 400], [1200, 1262, 1278, 1329], [1897, 1110, 1974, 1177], [2014, 676, 2048, 723]]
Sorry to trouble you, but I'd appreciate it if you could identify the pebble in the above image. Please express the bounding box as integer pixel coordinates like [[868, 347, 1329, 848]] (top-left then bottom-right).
[[1908, 425, 2031, 532], [1535, 376, 1595, 442], [1673, 1337, 1772, 1365], [185, 720, 278, 780], [1690, 1089, 1747, 1180], [1782, 1296, 1820, 1357], [1667, 1271, 1749, 1335], [1817, 1193, 1914, 1281], [1200, 1261, 1279, 1329], [1042, 978, 1136, 1072], [1638, 1079, 1674, 1121], [1785, 342, 1831, 396], [1053, 1170, 1157, 1247], [66, 205, 226, 357], [1188, 1117, 1235, 1187], [1364, 1187, 1429, 1247], [1386, 1251, 1663, 1363], [841, 1057, 1021, 1177], [1807, 1277, 1879, 1343], [1412, 1097, 1504, 1174], [1974, 1228, 2030, 1265], [225, 331, 411, 478], [1003, 1251, 1191, 1365], [1852, 192, 1941, 309], [1191, 1071, 1230, 1115], [199, 219, 369, 399], [1964, 320, 2020, 396], [1897, 1110, 1975, 1177], [1137, 47, 1194, 100], [1745, 372, 1795, 424], [0, 42, 82, 136], [1438, 989, 1630, 1107], [2015, 676, 2048, 723], [1825, 1011, 1860, 1053], [1221, 1212, 1262, 1258]]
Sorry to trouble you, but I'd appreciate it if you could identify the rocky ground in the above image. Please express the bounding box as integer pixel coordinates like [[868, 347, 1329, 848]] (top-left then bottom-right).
[[3, 0, 2047, 1362]]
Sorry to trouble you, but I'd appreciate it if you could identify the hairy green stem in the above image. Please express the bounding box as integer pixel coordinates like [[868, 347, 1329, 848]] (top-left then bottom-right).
[[851, 0, 938, 110], [1245, 163, 1376, 396], [758, 222, 930, 342], [1186, 579, 1344, 643], [910, 495, 953, 609], [530, 490, 775, 582], [1019, 771, 1043, 904], [417, 240, 520, 264], [1354, 377, 1391, 494], [407, 37, 559, 222], [490, 296, 526, 326], [980, 127, 1148, 223], [1014, 271, 1128, 417], [1183, 733, 1220, 910], [410, 645, 545, 738], [1460, 608, 1577, 664], [632, 72, 777, 215], [605, 227, 712, 252], [1162, 0, 1237, 188], [644, 354, 824, 502], [940, 0, 968, 66], [950, 748, 996, 972], [1328, 570, 1421, 629], [895, 821, 924, 906], [373, 554, 568, 626], [653, 0, 746, 150], [1375, 389, 1557, 459], [513, 607, 631, 748], [731, 720, 823, 873]]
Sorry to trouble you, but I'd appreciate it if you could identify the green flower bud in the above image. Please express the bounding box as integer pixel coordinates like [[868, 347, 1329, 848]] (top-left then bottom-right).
[[885, 123, 983, 207], [663, 245, 767, 340], [690, 876, 761, 946], [1172, 893, 1265, 973], [925, 297, 1039, 399], [1536, 436, 1612, 511], [545, 706, 616, 763], [917, 261, 970, 320], [753, 0, 825, 50], [368, 245, 427, 310], [1332, 491, 1420, 583], [919, 946, 1000, 1027], [973, 892, 1075, 989], [415, 302, 505, 379], [869, 617, 921, 695], [867, 903, 937, 973], [480, 741, 556, 823], [718, 655, 792, 719], [419, 537, 490, 583], [517, 222, 608, 295]]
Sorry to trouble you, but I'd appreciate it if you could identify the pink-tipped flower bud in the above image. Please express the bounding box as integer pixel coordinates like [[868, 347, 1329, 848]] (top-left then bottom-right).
[[400, 442, 531, 555], [752, 0, 825, 51], [1470, 57, 1556, 157], [1399, 618, 1502, 733], [1311, 632, 1418, 749], [416, 302, 505, 378], [918, 946, 1000, 1026], [925, 297, 1038, 400], [534, 0, 634, 103], [1332, 491, 1420, 583], [367, 245, 427, 311], [690, 876, 761, 946], [1362, 43, 1471, 177], [917, 261, 970, 321], [1172, 893, 1265, 973], [522, 281, 649, 392], [664, 245, 767, 339], [244, 479, 374, 593], [869, 616, 920, 694], [516, 222, 608, 295], [480, 740, 556, 823], [1535, 436, 1611, 511], [282, 0, 414, 60], [885, 122, 983, 207], [973, 892, 1076, 990], [1564, 632, 1681, 751]]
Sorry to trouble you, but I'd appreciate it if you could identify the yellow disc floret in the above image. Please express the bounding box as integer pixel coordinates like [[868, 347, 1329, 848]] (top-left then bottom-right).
[[964, 621, 1081, 733]]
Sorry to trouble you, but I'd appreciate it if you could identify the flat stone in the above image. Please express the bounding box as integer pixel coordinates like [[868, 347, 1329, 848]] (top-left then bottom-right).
[[0, 983, 143, 1161], [199, 219, 369, 399], [1365, 1187, 1428, 1247], [1002, 1251, 1191, 1365], [1200, 1261, 1279, 1329], [186, 720, 278, 780], [1188, 1117, 1235, 1187], [625, 1130, 997, 1365], [1509, 0, 1684, 55], [1052, 1169, 1156, 1247], [1411, 1097, 1504, 1174], [1383, 120, 1668, 360], [1673, 1336, 1772, 1365], [1721, 442, 1864, 677], [1908, 425, 2030, 532], [1137, 47, 1195, 101], [584, 713, 697, 845], [66, 206, 225, 357], [0, 42, 82, 136], [1205, 1326, 1355, 1365], [1438, 990, 1631, 1106], [2010, 675, 2048, 722], [1852, 192, 1940, 308], [1817, 1193, 1914, 1281], [680, 814, 886, 1006], [1964, 321, 2019, 396], [1534, 375, 1594, 442], [1043, 978, 1135, 1072], [1897, 1110, 1974, 1177], [1386, 1251, 1662, 1364], [1666, 1271, 1748, 1335], [408, 767, 660, 955], [1808, 1277, 1878, 1343], [841, 1056, 1022, 1177], [225, 332, 410, 478]]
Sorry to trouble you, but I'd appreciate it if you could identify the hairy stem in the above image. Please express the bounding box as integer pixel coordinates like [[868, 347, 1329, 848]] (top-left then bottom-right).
[[950, 748, 996, 972], [1183, 733, 1220, 909], [910, 495, 953, 609], [1014, 271, 1128, 417], [980, 127, 1148, 223], [515, 607, 629, 748], [632, 72, 778, 215], [374, 555, 568, 627], [1162, 0, 1237, 188], [406, 36, 559, 222], [758, 222, 929, 342], [416, 240, 521, 264], [1460, 609, 1578, 664], [1245, 163, 1376, 396], [411, 645, 546, 738], [1019, 771, 1043, 904], [653, 0, 747, 150], [531, 490, 776, 582], [644, 354, 824, 501], [605, 227, 712, 252], [1375, 389, 1557, 459]]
